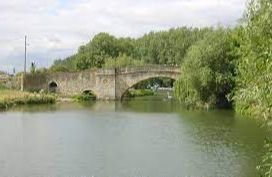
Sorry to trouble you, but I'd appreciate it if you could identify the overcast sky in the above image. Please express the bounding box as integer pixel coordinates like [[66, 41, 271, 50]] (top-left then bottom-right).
[[0, 0, 247, 73]]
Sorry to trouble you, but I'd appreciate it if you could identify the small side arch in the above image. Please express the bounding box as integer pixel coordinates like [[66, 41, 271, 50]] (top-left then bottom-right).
[[48, 81, 58, 93], [81, 89, 97, 100]]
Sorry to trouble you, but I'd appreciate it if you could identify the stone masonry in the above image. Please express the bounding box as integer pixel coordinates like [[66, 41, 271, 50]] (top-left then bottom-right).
[[23, 65, 181, 100]]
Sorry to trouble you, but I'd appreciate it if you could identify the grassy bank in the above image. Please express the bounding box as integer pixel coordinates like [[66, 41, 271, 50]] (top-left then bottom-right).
[[0, 90, 56, 110], [125, 89, 154, 97]]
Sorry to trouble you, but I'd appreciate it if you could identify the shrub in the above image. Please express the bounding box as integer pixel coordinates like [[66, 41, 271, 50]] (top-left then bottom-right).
[[72, 91, 96, 102]]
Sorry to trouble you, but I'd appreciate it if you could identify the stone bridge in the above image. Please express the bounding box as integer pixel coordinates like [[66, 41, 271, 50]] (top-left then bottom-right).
[[23, 65, 181, 100]]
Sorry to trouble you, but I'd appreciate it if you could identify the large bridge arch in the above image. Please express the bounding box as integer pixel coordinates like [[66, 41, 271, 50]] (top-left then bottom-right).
[[119, 76, 177, 99], [115, 66, 180, 99]]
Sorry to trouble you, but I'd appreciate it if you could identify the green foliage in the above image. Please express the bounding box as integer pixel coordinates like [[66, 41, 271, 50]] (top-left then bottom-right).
[[233, 0, 272, 122], [0, 90, 56, 110], [133, 27, 211, 65], [75, 33, 121, 69], [104, 54, 144, 68], [257, 138, 272, 177], [0, 84, 5, 90], [49, 65, 71, 73], [26, 88, 43, 93], [229, 1, 272, 176], [50, 27, 211, 71], [49, 55, 77, 72], [125, 89, 154, 98], [174, 29, 237, 108], [72, 91, 96, 102]]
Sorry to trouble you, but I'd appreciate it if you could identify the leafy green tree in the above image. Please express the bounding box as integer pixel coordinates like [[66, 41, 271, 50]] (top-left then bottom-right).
[[174, 29, 237, 108], [233, 0, 272, 121], [90, 32, 120, 58], [50, 55, 77, 72]]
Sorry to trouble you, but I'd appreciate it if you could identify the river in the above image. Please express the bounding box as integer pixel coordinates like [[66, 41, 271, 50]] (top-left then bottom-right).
[[0, 95, 266, 177]]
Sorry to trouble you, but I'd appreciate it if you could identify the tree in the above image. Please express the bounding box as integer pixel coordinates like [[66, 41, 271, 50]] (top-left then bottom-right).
[[233, 0, 272, 121], [231, 1, 272, 175], [174, 28, 237, 108]]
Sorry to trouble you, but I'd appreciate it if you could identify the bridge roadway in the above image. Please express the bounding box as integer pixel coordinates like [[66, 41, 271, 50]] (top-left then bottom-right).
[[23, 65, 181, 100]]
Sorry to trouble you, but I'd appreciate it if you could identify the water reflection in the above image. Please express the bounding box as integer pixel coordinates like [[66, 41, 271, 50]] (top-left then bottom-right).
[[0, 96, 266, 177]]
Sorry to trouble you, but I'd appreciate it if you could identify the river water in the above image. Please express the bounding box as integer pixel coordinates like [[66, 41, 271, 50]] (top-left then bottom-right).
[[0, 95, 266, 177]]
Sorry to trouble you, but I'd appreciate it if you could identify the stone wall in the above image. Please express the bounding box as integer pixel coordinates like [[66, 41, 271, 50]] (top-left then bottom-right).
[[23, 73, 47, 91], [0, 75, 21, 90]]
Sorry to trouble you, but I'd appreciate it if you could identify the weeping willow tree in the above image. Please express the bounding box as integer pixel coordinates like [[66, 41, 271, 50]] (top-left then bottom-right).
[[174, 28, 237, 109]]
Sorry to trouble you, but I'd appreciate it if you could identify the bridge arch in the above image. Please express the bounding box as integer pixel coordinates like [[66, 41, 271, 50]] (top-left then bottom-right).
[[48, 81, 58, 93], [117, 74, 179, 99], [82, 90, 97, 99], [121, 76, 176, 99]]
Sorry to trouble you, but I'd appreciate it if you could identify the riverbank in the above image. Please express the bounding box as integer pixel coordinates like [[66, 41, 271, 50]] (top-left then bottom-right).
[[0, 90, 56, 110]]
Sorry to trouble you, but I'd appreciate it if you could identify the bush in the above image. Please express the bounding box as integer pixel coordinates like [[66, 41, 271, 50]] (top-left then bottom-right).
[[72, 91, 96, 102]]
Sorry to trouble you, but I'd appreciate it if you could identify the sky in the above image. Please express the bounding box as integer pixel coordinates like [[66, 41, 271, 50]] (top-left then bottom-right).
[[0, 0, 247, 73]]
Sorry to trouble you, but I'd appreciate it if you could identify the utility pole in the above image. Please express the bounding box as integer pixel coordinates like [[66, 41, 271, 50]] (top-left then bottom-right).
[[21, 35, 27, 91], [24, 35, 27, 76]]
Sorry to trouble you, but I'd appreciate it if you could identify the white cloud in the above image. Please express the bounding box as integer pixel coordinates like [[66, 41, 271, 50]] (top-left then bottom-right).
[[0, 0, 247, 73]]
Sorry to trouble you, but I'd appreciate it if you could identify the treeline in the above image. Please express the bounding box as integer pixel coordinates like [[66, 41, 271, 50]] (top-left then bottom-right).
[[50, 27, 211, 71]]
